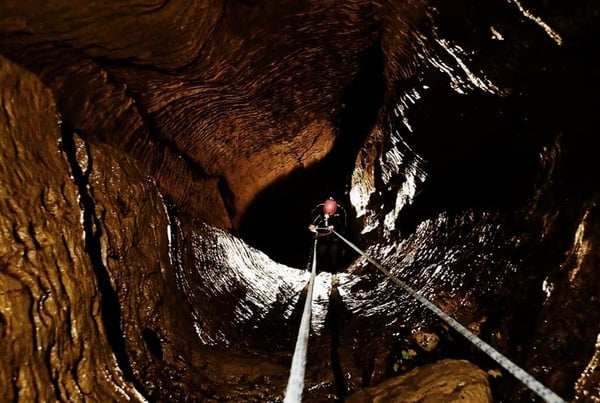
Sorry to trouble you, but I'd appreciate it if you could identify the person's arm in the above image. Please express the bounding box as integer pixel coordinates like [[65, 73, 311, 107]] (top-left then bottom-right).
[[309, 219, 333, 234], [308, 204, 324, 231], [308, 211, 334, 236], [312, 225, 333, 237], [327, 206, 346, 234]]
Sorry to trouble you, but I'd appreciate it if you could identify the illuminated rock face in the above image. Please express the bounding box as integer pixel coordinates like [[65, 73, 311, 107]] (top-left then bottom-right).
[[346, 359, 493, 403], [1, 1, 599, 402]]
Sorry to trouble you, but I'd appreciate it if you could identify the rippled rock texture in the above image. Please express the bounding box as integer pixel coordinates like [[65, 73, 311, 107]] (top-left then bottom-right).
[[346, 359, 492, 402], [1, 0, 599, 402]]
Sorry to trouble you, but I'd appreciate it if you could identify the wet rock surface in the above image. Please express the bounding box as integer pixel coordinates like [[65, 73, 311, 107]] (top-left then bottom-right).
[[1, 1, 600, 402], [0, 55, 142, 402], [346, 359, 493, 403]]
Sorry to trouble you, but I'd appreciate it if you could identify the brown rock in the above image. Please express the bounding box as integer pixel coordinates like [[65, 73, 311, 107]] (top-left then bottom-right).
[[0, 54, 142, 402], [346, 359, 492, 403]]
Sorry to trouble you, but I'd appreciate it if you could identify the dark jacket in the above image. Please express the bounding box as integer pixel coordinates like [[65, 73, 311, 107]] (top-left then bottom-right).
[[308, 202, 348, 271], [309, 203, 347, 236]]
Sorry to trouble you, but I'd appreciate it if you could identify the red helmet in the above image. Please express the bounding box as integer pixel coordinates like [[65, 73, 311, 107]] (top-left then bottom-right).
[[323, 198, 337, 215]]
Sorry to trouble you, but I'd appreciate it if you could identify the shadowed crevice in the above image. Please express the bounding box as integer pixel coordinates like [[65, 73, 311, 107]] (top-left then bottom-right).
[[59, 124, 149, 400]]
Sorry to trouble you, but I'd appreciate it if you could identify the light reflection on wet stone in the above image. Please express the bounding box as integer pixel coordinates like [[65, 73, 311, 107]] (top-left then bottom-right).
[[1, 0, 599, 401]]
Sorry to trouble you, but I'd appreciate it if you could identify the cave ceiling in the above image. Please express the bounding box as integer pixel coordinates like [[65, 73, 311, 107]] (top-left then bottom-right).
[[1, 0, 390, 231], [1, 0, 600, 402]]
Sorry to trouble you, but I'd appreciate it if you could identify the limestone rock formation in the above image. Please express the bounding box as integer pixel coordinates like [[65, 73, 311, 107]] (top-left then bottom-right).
[[1, 0, 599, 402], [346, 359, 493, 403], [0, 55, 143, 401]]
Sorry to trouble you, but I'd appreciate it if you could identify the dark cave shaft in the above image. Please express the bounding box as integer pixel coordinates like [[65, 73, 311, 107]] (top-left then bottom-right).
[[1, 0, 600, 402]]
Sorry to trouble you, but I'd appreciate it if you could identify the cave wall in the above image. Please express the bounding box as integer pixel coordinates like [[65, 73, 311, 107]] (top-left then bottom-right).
[[2, 0, 600, 402], [0, 55, 143, 401], [0, 54, 299, 401], [346, 1, 600, 401], [0, 0, 385, 231]]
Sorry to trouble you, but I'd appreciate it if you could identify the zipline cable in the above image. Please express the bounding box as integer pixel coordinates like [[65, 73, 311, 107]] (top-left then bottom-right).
[[284, 239, 318, 403], [332, 230, 567, 403]]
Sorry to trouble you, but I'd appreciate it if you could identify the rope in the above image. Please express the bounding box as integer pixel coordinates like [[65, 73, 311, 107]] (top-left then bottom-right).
[[332, 230, 567, 403], [284, 239, 318, 403]]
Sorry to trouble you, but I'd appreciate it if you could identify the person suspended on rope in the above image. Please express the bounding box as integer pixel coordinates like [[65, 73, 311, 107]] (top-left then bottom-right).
[[308, 197, 348, 272]]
